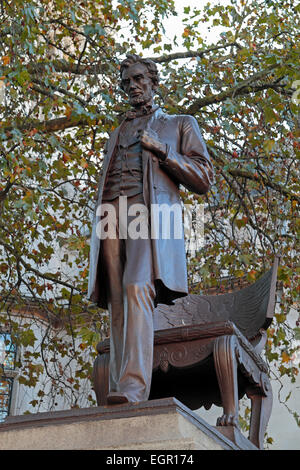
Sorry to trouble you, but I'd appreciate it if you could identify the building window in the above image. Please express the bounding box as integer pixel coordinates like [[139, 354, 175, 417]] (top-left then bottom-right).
[[0, 333, 17, 422]]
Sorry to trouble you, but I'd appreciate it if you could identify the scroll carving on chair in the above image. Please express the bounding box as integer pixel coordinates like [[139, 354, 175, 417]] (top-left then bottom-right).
[[93, 257, 279, 449]]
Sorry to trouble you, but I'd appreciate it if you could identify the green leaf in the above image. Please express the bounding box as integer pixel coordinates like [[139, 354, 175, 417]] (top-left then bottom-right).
[[18, 330, 37, 347], [263, 139, 276, 153], [294, 328, 300, 341]]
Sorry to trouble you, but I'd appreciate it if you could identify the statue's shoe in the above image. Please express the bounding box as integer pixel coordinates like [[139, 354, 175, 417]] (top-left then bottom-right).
[[106, 392, 129, 405]]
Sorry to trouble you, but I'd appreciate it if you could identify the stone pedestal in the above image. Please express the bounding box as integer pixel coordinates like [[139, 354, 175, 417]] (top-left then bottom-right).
[[0, 397, 256, 450]]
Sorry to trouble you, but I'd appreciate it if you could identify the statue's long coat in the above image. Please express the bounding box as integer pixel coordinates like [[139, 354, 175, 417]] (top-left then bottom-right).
[[88, 108, 214, 308]]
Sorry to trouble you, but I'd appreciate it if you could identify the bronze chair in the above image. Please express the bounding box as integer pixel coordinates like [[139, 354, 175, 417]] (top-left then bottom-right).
[[93, 257, 279, 449]]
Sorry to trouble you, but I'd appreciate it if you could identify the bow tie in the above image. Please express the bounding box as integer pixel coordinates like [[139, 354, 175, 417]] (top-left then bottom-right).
[[125, 105, 158, 120]]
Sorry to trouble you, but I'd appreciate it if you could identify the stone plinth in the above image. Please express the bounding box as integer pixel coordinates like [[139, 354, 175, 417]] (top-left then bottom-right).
[[0, 398, 255, 450]]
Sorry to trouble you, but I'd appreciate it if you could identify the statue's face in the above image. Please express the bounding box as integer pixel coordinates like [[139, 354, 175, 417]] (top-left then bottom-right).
[[121, 62, 155, 107]]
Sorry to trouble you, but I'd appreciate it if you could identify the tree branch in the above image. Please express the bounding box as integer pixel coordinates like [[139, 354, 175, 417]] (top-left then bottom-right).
[[0, 179, 14, 203], [2, 42, 241, 77], [150, 42, 242, 64], [227, 167, 300, 203], [32, 79, 88, 107], [0, 240, 82, 292], [2, 115, 90, 135], [2, 58, 110, 76], [209, 147, 300, 203], [30, 83, 71, 105], [186, 63, 285, 113]]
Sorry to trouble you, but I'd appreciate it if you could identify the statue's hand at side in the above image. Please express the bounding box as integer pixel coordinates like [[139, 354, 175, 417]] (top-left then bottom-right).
[[139, 129, 167, 160]]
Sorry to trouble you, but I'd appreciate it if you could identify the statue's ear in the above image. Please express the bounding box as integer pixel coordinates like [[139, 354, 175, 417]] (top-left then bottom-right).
[[152, 83, 159, 95]]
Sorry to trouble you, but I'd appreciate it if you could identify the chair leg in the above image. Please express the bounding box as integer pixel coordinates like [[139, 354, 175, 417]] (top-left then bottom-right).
[[246, 374, 273, 449], [92, 352, 110, 406], [213, 335, 239, 427]]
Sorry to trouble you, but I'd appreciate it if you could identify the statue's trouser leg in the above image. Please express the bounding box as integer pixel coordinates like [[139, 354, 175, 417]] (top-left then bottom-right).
[[101, 194, 155, 402]]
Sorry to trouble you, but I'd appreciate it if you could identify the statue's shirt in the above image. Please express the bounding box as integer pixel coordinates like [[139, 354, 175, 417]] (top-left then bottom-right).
[[102, 113, 153, 201]]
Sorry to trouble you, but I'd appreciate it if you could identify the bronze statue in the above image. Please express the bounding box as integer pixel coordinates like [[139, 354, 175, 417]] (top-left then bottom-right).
[[88, 54, 214, 405]]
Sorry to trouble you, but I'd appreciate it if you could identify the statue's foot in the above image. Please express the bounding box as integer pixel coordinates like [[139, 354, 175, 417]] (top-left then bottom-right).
[[107, 392, 129, 405]]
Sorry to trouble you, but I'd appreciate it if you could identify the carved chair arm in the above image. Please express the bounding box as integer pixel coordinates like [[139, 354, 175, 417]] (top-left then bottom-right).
[[249, 329, 268, 355]]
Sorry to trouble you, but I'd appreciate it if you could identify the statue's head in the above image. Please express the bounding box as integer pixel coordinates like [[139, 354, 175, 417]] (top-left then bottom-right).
[[119, 54, 159, 107]]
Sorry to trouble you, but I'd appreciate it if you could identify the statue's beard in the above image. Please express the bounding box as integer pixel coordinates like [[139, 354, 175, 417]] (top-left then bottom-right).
[[129, 92, 153, 108]]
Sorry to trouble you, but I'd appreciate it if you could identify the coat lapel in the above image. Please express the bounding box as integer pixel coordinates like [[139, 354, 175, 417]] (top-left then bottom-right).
[[146, 107, 166, 133], [142, 108, 167, 207]]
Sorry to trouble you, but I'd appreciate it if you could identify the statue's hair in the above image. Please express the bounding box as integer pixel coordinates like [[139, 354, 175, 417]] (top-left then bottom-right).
[[119, 54, 159, 90]]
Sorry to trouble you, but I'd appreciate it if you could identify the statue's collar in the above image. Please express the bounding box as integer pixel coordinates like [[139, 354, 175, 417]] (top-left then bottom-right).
[[125, 104, 159, 120]]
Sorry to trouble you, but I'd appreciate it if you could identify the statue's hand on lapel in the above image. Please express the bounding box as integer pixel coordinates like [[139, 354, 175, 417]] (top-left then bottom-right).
[[139, 129, 167, 161]]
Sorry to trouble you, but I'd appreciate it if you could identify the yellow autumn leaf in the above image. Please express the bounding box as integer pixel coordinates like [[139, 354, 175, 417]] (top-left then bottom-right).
[[2, 56, 10, 65], [80, 158, 88, 169], [281, 351, 291, 363]]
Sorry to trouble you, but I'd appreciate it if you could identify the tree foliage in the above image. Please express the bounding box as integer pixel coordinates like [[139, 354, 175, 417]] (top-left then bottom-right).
[[0, 0, 299, 429]]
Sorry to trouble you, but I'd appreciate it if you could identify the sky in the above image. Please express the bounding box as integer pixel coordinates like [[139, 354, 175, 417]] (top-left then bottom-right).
[[163, 0, 230, 47], [115, 0, 231, 57]]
